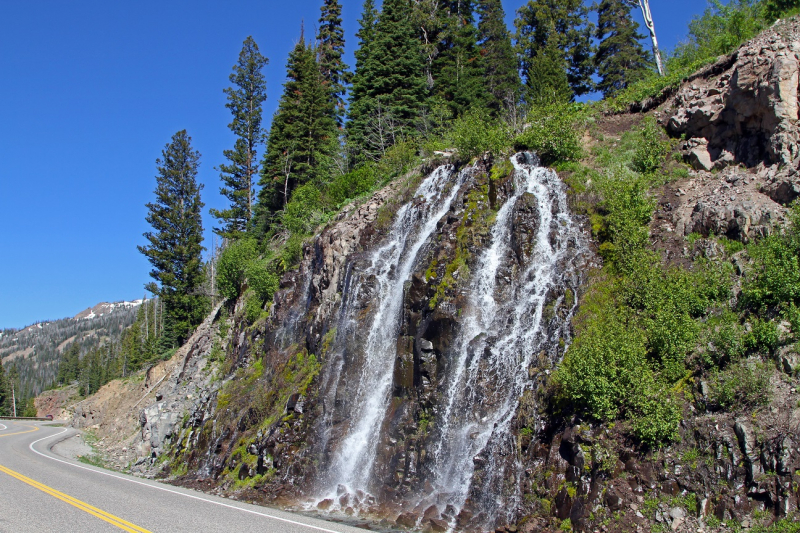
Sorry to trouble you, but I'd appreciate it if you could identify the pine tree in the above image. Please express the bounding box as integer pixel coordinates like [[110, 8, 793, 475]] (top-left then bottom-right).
[[431, 1, 486, 117], [57, 342, 81, 385], [317, 0, 350, 125], [210, 36, 268, 238], [594, 0, 652, 98], [525, 38, 571, 105], [256, 35, 338, 228], [476, 0, 521, 114], [515, 0, 594, 101], [347, 0, 381, 157], [0, 363, 9, 416], [351, 0, 427, 158], [138, 130, 208, 348]]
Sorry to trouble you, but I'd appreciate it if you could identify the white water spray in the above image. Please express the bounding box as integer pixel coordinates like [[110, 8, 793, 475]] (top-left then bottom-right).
[[320, 164, 469, 500], [419, 153, 589, 529]]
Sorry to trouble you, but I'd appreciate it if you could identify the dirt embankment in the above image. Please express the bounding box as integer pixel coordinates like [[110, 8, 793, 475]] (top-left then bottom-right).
[[34, 304, 222, 474]]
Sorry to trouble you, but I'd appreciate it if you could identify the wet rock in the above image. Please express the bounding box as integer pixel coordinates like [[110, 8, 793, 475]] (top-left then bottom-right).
[[395, 512, 418, 529], [428, 518, 449, 532], [455, 509, 473, 529], [317, 499, 334, 510]]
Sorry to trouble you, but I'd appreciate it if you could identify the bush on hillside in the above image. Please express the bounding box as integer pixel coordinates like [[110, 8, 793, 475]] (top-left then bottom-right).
[[593, 166, 655, 270], [326, 165, 377, 207], [670, 0, 766, 71], [707, 358, 772, 409], [217, 238, 259, 300], [280, 183, 327, 236], [631, 118, 673, 174], [514, 103, 584, 165], [448, 109, 511, 160]]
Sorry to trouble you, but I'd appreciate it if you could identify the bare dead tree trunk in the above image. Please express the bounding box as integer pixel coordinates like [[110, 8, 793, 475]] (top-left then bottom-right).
[[638, 0, 664, 76]]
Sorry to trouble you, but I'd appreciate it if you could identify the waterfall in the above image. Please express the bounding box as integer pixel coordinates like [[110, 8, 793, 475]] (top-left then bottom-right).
[[317, 164, 469, 501], [417, 153, 588, 530], [310, 154, 588, 531]]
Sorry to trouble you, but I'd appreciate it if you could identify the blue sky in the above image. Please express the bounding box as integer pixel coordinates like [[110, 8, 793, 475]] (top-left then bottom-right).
[[0, 0, 707, 328]]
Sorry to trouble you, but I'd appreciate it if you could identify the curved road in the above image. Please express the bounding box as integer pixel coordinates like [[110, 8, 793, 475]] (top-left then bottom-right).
[[0, 421, 365, 533]]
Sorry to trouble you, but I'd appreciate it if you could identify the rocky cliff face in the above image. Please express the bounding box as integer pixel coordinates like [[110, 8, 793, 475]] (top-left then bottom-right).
[[154, 155, 592, 532], [668, 19, 800, 169], [647, 18, 800, 247]]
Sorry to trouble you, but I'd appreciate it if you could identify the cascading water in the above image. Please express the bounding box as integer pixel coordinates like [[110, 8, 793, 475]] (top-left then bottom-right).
[[310, 153, 588, 531], [317, 164, 469, 502], [417, 153, 589, 530]]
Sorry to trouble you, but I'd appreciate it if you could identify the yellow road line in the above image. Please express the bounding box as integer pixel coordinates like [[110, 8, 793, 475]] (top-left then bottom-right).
[[0, 425, 39, 438], [0, 464, 152, 533]]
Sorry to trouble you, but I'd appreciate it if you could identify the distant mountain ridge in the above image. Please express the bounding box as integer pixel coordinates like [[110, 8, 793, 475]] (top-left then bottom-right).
[[72, 300, 143, 321], [0, 299, 142, 398]]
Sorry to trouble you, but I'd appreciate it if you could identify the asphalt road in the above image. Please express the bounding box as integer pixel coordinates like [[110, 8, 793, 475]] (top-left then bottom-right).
[[0, 421, 366, 533]]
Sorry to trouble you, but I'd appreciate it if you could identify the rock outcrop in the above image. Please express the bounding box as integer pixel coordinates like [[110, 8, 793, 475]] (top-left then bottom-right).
[[668, 19, 800, 168], [656, 166, 787, 242], [69, 304, 222, 473]]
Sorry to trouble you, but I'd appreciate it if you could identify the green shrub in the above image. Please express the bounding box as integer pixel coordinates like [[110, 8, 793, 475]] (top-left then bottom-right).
[[245, 258, 279, 304], [244, 290, 265, 323], [449, 108, 511, 160], [629, 388, 682, 446], [742, 233, 800, 309], [514, 103, 584, 165], [554, 306, 650, 422], [326, 165, 377, 207], [751, 515, 800, 533], [744, 318, 780, 354], [765, 0, 800, 21], [217, 238, 259, 300], [280, 183, 326, 236], [701, 311, 747, 367], [707, 358, 772, 409], [593, 167, 655, 271], [631, 118, 672, 174], [671, 0, 766, 71], [278, 233, 304, 272], [375, 139, 418, 181]]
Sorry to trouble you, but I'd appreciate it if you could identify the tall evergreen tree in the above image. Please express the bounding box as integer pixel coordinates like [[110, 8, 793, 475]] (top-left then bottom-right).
[[594, 0, 652, 97], [410, 0, 449, 90], [57, 342, 81, 385], [257, 35, 338, 225], [210, 36, 268, 238], [317, 0, 350, 125], [138, 130, 208, 348], [431, 1, 486, 117], [515, 0, 594, 100], [348, 0, 427, 158], [346, 0, 380, 156], [0, 362, 9, 416], [476, 0, 521, 114], [525, 38, 571, 104]]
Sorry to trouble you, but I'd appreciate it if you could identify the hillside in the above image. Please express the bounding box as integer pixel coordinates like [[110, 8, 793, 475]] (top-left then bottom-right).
[[39, 9, 800, 533], [1, 300, 142, 398]]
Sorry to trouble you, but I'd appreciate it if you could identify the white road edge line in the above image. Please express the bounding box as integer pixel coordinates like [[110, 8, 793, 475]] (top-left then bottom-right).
[[29, 427, 346, 533]]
